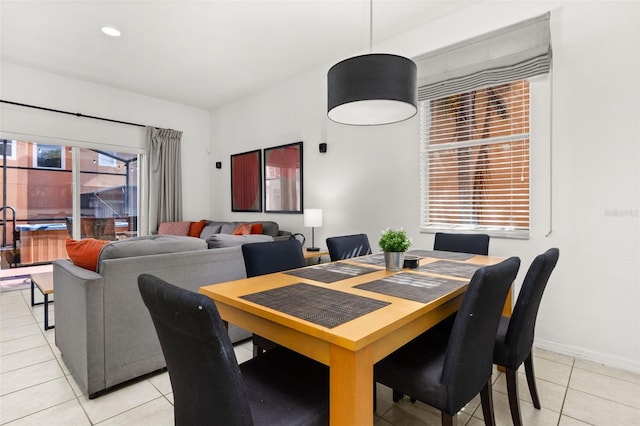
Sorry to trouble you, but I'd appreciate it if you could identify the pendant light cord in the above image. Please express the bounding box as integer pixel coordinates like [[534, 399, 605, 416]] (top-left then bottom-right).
[[369, 0, 373, 52]]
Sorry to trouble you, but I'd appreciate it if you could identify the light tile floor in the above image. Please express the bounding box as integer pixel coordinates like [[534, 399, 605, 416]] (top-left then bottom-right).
[[1, 287, 639, 425]]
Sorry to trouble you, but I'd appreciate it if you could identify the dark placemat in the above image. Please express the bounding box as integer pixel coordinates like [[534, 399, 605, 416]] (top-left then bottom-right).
[[349, 253, 386, 266], [240, 283, 390, 328], [407, 249, 476, 261], [354, 273, 467, 303], [284, 262, 379, 283], [416, 260, 483, 279]]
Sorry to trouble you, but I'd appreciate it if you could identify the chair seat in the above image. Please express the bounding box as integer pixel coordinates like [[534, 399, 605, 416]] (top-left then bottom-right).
[[375, 330, 449, 412], [241, 347, 329, 426]]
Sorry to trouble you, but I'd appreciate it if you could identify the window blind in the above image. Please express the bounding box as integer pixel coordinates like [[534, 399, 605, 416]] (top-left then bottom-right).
[[420, 80, 530, 237], [415, 12, 550, 101]]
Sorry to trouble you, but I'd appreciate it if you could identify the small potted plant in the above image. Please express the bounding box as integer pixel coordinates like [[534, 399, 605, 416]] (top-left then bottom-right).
[[379, 228, 412, 271]]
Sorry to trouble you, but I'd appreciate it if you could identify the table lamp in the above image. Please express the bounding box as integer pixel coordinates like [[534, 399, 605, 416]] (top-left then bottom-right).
[[303, 209, 323, 251]]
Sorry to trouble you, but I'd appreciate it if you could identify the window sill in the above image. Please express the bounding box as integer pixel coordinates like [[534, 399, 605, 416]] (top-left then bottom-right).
[[420, 226, 529, 240]]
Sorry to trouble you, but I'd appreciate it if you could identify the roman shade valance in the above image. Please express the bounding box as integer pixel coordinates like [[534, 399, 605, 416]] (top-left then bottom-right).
[[415, 12, 551, 101]]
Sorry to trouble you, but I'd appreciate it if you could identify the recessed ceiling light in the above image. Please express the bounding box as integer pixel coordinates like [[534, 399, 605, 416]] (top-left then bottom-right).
[[101, 26, 121, 37]]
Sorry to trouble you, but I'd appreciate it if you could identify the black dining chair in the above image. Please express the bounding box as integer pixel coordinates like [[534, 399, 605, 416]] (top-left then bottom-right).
[[326, 233, 372, 261], [241, 239, 306, 356], [374, 257, 521, 426], [138, 274, 329, 426], [433, 232, 490, 256], [494, 248, 560, 426], [432, 232, 490, 334]]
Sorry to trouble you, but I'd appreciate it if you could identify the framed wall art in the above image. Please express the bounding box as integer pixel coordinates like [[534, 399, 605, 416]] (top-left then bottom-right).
[[231, 149, 262, 212], [263, 141, 303, 213]]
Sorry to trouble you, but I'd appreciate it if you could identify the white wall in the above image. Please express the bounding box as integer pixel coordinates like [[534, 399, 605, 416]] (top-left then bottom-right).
[[0, 62, 211, 221], [210, 1, 640, 372]]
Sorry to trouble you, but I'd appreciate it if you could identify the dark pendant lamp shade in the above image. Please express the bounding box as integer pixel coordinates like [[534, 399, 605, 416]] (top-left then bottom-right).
[[327, 53, 418, 126]]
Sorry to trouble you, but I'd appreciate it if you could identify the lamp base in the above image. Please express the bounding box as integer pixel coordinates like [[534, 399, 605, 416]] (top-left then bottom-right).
[[307, 247, 320, 252]]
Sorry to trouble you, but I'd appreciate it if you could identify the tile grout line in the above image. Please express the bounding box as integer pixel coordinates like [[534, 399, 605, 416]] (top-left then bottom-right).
[[556, 358, 575, 426], [30, 289, 97, 425]]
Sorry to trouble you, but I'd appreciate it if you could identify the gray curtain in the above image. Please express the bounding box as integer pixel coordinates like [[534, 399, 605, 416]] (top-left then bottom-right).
[[146, 126, 183, 233]]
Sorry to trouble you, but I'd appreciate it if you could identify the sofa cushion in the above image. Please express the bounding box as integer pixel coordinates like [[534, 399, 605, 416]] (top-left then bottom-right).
[[97, 235, 206, 272], [65, 237, 111, 271], [220, 222, 239, 234], [204, 221, 279, 237], [206, 233, 273, 249], [257, 221, 279, 237], [200, 224, 223, 240], [233, 223, 252, 235], [188, 220, 207, 238], [158, 221, 191, 236], [250, 223, 263, 234]]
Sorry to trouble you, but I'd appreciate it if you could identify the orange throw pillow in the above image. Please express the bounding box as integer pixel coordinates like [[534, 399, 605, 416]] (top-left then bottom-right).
[[188, 220, 207, 237], [232, 223, 252, 235], [65, 237, 110, 272], [250, 223, 263, 234]]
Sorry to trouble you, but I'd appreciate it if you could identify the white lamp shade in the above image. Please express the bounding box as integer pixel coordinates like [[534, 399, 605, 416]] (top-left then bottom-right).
[[303, 209, 323, 227]]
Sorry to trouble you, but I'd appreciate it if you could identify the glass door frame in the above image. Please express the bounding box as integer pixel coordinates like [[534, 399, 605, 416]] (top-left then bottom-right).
[[1, 134, 144, 267]]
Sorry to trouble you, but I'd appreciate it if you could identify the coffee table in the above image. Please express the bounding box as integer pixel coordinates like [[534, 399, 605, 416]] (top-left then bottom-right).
[[30, 272, 54, 330]]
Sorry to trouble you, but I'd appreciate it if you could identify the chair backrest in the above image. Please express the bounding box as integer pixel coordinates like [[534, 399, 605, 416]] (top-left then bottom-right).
[[66, 217, 117, 240], [241, 239, 305, 278], [504, 248, 559, 367], [326, 234, 372, 261], [433, 232, 490, 255], [441, 256, 520, 413], [81, 217, 117, 240], [138, 274, 254, 425]]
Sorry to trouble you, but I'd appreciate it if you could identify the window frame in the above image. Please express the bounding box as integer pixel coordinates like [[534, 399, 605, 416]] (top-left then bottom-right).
[[33, 143, 65, 170], [1, 140, 17, 160]]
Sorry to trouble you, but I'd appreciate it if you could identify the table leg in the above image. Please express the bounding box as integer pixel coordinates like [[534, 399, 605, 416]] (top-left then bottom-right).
[[30, 277, 45, 307], [43, 293, 54, 330], [329, 344, 374, 425]]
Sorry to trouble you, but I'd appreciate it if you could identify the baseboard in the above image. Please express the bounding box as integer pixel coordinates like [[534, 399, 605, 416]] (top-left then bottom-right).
[[535, 338, 640, 374]]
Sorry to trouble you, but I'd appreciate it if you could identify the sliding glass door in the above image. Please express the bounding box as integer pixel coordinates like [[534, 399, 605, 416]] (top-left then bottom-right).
[[0, 139, 139, 268]]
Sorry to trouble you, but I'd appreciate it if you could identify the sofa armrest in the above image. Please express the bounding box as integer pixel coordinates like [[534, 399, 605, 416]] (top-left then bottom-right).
[[274, 230, 292, 242], [53, 259, 106, 397]]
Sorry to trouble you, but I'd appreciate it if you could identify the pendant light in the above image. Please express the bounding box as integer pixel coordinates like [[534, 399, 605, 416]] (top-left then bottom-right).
[[327, 0, 417, 126]]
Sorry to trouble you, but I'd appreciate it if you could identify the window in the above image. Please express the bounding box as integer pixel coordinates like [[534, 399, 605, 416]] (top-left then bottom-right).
[[98, 152, 117, 167], [1, 140, 140, 266], [0, 140, 16, 160], [415, 13, 550, 239], [420, 80, 530, 237], [33, 144, 65, 169]]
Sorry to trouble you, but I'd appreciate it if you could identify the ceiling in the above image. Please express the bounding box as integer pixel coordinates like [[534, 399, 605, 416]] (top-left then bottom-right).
[[0, 1, 478, 110]]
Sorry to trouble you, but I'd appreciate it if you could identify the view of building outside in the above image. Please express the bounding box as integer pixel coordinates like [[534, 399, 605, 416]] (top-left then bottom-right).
[[0, 139, 138, 267]]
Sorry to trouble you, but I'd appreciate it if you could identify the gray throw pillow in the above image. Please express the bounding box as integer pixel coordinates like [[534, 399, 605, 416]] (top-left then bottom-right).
[[199, 224, 223, 240], [207, 233, 273, 249]]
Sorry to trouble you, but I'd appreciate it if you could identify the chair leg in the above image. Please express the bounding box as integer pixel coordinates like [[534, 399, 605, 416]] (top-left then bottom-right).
[[252, 344, 264, 357], [441, 412, 457, 426], [373, 382, 377, 411], [524, 352, 541, 409], [479, 378, 496, 426], [506, 368, 523, 426]]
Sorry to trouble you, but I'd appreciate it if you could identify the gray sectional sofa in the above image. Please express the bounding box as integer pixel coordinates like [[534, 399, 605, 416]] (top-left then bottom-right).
[[199, 220, 291, 248], [53, 235, 251, 398]]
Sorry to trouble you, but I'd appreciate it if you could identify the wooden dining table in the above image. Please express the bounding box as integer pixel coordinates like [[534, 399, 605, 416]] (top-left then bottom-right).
[[199, 249, 509, 425]]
